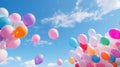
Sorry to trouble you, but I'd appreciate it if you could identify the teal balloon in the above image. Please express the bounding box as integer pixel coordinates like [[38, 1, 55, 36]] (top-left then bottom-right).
[[0, 17, 12, 29], [91, 54, 100, 63], [100, 37, 110, 46], [68, 37, 78, 48]]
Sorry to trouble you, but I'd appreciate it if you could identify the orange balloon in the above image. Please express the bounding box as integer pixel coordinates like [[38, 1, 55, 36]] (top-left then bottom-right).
[[87, 47, 96, 56], [110, 62, 117, 67], [101, 51, 110, 61], [14, 25, 28, 38]]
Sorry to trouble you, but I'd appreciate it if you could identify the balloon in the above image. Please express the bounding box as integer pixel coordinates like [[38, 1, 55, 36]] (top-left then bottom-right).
[[69, 57, 75, 64], [75, 63, 80, 67], [1, 25, 14, 38], [57, 58, 63, 66], [0, 17, 12, 29], [0, 8, 9, 17], [110, 62, 117, 67], [78, 34, 87, 44], [6, 39, 21, 49], [35, 54, 44, 65], [68, 37, 79, 48], [96, 62, 105, 67], [109, 28, 120, 39], [87, 47, 96, 56], [79, 60, 86, 67], [70, 50, 81, 62], [0, 30, 4, 41], [109, 54, 116, 62], [111, 49, 120, 58], [13, 25, 28, 38], [81, 54, 91, 62], [9, 13, 21, 23], [91, 54, 100, 63], [88, 29, 96, 37], [80, 43, 88, 52], [101, 51, 110, 61], [0, 49, 8, 63], [48, 28, 59, 40], [14, 21, 25, 28], [100, 37, 110, 46], [89, 36, 98, 47], [0, 41, 6, 49], [32, 34, 40, 43], [86, 62, 94, 67], [95, 34, 102, 41], [23, 13, 36, 26]]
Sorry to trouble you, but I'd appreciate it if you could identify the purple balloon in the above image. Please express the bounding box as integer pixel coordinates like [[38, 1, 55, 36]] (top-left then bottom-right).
[[111, 49, 120, 58], [35, 54, 44, 65], [23, 13, 36, 26], [0, 35, 3, 41]]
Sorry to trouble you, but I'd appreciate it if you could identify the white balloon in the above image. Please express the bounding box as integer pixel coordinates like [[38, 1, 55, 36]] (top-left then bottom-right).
[[0, 41, 6, 49], [0, 8, 9, 17], [0, 49, 8, 63], [89, 36, 98, 47], [95, 34, 102, 41], [88, 29, 96, 37]]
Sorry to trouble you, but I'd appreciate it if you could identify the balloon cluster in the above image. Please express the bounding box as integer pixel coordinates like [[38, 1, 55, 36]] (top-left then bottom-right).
[[69, 28, 120, 67], [0, 8, 35, 63]]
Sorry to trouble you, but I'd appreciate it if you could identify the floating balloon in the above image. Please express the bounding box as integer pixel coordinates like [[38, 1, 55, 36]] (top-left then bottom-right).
[[91, 54, 100, 63], [87, 47, 96, 56], [89, 36, 98, 47], [101, 51, 110, 61], [95, 34, 102, 41], [48, 28, 59, 40], [0, 49, 8, 63], [109, 54, 116, 62], [57, 58, 63, 66], [78, 34, 87, 44], [6, 39, 21, 49], [0, 8, 9, 17], [1, 25, 14, 38], [0, 30, 3, 41], [82, 54, 91, 62], [9, 13, 21, 23], [23, 13, 36, 26], [110, 62, 117, 67], [86, 62, 94, 67], [35, 54, 44, 65], [80, 43, 88, 52], [0, 41, 6, 49], [111, 49, 120, 58], [69, 57, 75, 64], [68, 37, 78, 48], [75, 63, 80, 67], [96, 62, 105, 67], [100, 37, 110, 46], [109, 28, 120, 39], [13, 25, 28, 38], [0, 17, 12, 29], [32, 34, 40, 43], [88, 29, 96, 37]]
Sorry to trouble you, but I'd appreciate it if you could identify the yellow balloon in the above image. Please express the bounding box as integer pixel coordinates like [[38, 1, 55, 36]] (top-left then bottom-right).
[[69, 57, 75, 64], [87, 47, 96, 56]]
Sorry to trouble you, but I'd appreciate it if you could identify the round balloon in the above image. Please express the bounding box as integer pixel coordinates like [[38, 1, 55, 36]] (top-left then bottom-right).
[[86, 62, 94, 67], [69, 57, 75, 64], [109, 54, 116, 62], [109, 28, 120, 39], [68, 37, 79, 48], [23, 13, 36, 26], [0, 8, 9, 17], [75, 63, 80, 67], [111, 49, 120, 58], [88, 29, 96, 37], [9, 13, 21, 23], [0, 41, 6, 49], [48, 28, 59, 40], [57, 58, 63, 66], [89, 36, 98, 47], [101, 51, 110, 61], [100, 37, 110, 46], [0, 49, 8, 63], [78, 34, 87, 44], [32, 34, 40, 43], [91, 54, 100, 63], [87, 47, 96, 56], [0, 30, 4, 41], [80, 43, 88, 52], [35, 54, 44, 65], [96, 62, 105, 67]]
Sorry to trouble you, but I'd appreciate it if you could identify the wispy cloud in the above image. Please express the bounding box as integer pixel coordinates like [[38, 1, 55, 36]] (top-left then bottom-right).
[[36, 40, 52, 46], [41, 0, 120, 28], [47, 63, 56, 67], [22, 59, 36, 67]]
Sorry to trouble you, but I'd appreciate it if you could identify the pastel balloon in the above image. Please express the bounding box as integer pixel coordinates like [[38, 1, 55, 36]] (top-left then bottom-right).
[[9, 13, 21, 23], [89, 36, 98, 47], [69, 57, 75, 64], [96, 62, 105, 67], [13, 25, 28, 38], [0, 49, 8, 63], [48, 28, 59, 40], [6, 39, 21, 49], [86, 62, 94, 67], [0, 30, 4, 41], [91, 54, 100, 63], [32, 34, 40, 43], [23, 13, 36, 26], [14, 21, 25, 28], [100, 37, 110, 46], [101, 51, 110, 61], [68, 37, 78, 48], [0, 41, 6, 49], [80, 43, 88, 52], [78, 34, 87, 44], [82, 54, 91, 62], [79, 60, 86, 67], [0, 17, 12, 29], [35, 54, 44, 65], [0, 8, 9, 17], [95, 34, 102, 41], [1, 25, 14, 38], [75, 63, 80, 67], [109, 54, 116, 62], [111, 49, 120, 58], [88, 29, 96, 37], [109, 28, 120, 39], [87, 47, 96, 56], [57, 58, 63, 66]]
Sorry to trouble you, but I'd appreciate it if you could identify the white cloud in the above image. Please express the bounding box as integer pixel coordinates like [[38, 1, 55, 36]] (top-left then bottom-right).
[[39, 40, 52, 45], [22, 60, 36, 67], [47, 63, 56, 67], [41, 0, 120, 28]]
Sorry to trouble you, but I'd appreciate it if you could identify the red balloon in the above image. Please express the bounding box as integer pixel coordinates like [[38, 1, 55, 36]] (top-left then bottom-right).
[[75, 63, 80, 67], [80, 43, 88, 52]]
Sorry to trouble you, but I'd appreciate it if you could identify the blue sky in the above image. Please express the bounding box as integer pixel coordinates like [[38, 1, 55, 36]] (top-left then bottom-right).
[[0, 0, 120, 67]]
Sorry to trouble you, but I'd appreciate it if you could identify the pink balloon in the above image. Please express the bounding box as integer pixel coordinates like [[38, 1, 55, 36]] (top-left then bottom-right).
[[9, 13, 21, 23], [1, 25, 14, 39], [78, 34, 87, 44], [0, 49, 8, 63], [6, 39, 21, 49], [0, 41, 6, 49], [32, 34, 40, 43], [86, 62, 94, 67], [109, 28, 120, 39], [57, 58, 63, 66], [96, 62, 105, 67], [48, 28, 59, 40]]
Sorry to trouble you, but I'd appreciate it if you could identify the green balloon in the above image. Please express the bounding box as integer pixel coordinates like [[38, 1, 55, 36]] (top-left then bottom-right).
[[100, 37, 110, 46], [118, 46, 120, 50]]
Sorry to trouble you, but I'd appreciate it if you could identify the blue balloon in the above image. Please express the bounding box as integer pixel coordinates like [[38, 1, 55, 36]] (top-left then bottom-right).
[[0, 17, 12, 29], [91, 54, 100, 63], [68, 37, 78, 48], [109, 54, 116, 62]]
